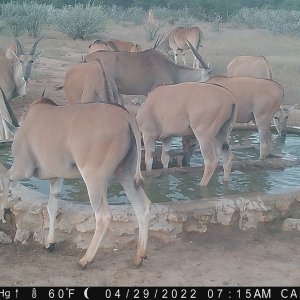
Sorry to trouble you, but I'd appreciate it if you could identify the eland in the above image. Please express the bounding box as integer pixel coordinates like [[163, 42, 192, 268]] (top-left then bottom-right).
[[226, 55, 295, 136], [88, 39, 142, 53], [0, 53, 26, 101], [207, 76, 284, 159], [227, 55, 274, 80], [64, 59, 124, 106], [6, 35, 44, 82], [136, 82, 237, 186], [0, 94, 152, 269], [157, 26, 204, 68], [83, 48, 210, 96]]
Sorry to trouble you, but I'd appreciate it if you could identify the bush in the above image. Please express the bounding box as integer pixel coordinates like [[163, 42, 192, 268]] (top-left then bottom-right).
[[1, 2, 52, 37], [143, 20, 164, 42], [106, 5, 145, 24], [53, 4, 108, 40], [231, 8, 300, 37]]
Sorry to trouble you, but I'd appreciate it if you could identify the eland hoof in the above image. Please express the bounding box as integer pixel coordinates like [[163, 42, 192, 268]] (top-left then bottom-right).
[[132, 255, 147, 267], [78, 257, 93, 270], [45, 243, 56, 252]]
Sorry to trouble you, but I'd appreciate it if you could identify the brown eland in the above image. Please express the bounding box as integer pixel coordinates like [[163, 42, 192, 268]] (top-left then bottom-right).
[[88, 39, 142, 53], [227, 55, 273, 80], [157, 26, 204, 68], [6, 35, 44, 82], [226, 55, 295, 136], [273, 104, 297, 136], [207, 76, 284, 159], [0, 87, 19, 140], [136, 82, 237, 186], [0, 52, 26, 101], [83, 48, 210, 96], [64, 59, 124, 106], [1, 95, 152, 269]]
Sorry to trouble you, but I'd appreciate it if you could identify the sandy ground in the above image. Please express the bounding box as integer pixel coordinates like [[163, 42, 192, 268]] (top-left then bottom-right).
[[1, 23, 300, 288], [1, 226, 299, 286]]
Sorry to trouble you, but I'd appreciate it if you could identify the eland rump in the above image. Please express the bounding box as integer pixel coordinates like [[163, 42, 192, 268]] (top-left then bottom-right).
[[136, 82, 237, 186], [64, 59, 124, 106], [2, 97, 152, 269]]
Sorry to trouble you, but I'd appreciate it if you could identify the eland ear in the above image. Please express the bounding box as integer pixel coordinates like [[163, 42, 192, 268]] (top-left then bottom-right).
[[6, 49, 19, 62]]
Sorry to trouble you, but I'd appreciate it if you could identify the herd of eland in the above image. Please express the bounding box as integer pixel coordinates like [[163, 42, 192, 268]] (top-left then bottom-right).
[[0, 22, 297, 269]]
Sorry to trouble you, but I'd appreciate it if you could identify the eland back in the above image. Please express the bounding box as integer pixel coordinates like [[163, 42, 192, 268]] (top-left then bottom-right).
[[83, 49, 210, 96], [88, 39, 142, 53]]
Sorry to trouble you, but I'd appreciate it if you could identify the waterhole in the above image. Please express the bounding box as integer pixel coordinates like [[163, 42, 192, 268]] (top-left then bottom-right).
[[2, 129, 300, 204]]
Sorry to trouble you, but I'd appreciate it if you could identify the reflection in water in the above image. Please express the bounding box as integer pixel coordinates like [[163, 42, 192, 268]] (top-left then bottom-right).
[[1, 130, 300, 204]]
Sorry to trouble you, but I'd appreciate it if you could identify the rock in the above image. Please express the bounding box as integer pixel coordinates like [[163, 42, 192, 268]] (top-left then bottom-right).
[[0, 231, 12, 244], [282, 218, 300, 231], [14, 228, 30, 244]]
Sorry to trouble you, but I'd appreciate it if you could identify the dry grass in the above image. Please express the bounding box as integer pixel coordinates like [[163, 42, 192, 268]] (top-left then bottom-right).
[[0, 20, 299, 105]]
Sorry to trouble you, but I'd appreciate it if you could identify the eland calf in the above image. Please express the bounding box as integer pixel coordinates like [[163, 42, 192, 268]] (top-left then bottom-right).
[[157, 26, 204, 68], [136, 82, 237, 186], [3, 97, 152, 269]]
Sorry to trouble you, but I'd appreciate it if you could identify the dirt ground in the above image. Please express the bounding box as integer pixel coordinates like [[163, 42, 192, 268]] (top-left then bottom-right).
[[1, 226, 300, 286], [1, 23, 300, 287]]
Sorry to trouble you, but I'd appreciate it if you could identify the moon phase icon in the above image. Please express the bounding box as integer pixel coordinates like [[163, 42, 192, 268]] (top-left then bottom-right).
[[84, 287, 90, 299]]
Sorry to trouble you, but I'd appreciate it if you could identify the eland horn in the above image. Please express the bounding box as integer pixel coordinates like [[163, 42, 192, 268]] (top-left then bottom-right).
[[153, 34, 164, 49], [29, 33, 45, 55], [187, 41, 210, 70], [14, 38, 25, 56], [0, 88, 19, 127]]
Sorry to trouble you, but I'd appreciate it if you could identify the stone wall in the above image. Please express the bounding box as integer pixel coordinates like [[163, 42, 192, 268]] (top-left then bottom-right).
[[1, 182, 300, 250]]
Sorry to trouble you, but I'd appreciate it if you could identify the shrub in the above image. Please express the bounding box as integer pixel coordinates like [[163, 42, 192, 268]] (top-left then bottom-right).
[[231, 8, 300, 37], [107, 5, 145, 24], [53, 4, 108, 40], [209, 13, 223, 32], [1, 2, 52, 37], [143, 20, 164, 42]]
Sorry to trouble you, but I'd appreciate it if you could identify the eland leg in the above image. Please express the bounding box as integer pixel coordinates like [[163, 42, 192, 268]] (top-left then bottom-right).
[[45, 178, 63, 250], [161, 137, 172, 169], [78, 175, 112, 268], [257, 126, 272, 159], [173, 49, 178, 64], [197, 137, 218, 186], [116, 173, 151, 267], [181, 50, 187, 65], [143, 135, 156, 171], [217, 139, 233, 182]]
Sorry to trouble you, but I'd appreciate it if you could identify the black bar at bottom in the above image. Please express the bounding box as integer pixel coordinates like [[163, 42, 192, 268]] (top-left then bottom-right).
[[0, 286, 299, 300]]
